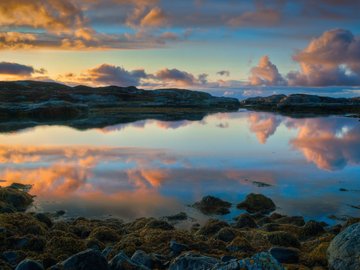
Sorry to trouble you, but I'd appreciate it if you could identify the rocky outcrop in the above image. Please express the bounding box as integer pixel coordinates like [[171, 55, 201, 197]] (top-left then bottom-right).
[[193, 196, 232, 215], [237, 193, 276, 214], [327, 222, 360, 270], [0, 81, 240, 132], [240, 94, 360, 114]]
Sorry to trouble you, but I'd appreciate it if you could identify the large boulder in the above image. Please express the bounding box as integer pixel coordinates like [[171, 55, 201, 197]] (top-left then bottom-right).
[[327, 222, 360, 270], [61, 249, 108, 270], [15, 259, 44, 270], [0, 184, 34, 212], [109, 251, 149, 270], [193, 196, 231, 215], [237, 193, 276, 214]]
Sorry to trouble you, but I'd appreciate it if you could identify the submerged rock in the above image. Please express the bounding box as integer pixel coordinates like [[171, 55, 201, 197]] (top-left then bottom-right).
[[327, 222, 360, 270], [193, 196, 232, 215], [237, 193, 276, 214]]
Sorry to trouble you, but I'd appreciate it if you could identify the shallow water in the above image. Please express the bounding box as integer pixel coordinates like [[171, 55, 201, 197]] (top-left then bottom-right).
[[0, 111, 359, 224]]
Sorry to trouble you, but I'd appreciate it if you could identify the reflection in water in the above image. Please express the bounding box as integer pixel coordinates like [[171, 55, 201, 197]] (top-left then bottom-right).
[[0, 111, 359, 222]]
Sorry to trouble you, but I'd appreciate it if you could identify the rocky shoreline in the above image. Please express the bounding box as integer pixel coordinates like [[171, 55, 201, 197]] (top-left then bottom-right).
[[0, 183, 359, 269]]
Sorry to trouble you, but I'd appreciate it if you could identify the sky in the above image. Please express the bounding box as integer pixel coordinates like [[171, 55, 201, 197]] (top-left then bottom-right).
[[0, 0, 360, 95]]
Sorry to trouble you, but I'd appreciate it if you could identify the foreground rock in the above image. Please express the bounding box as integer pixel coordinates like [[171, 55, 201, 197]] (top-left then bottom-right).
[[327, 222, 360, 270], [193, 196, 232, 215], [0, 184, 34, 213], [237, 193, 276, 214], [240, 94, 360, 115], [0, 81, 240, 132], [60, 249, 108, 270]]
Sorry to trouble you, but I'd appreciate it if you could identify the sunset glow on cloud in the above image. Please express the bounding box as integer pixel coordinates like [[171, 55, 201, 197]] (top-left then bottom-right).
[[0, 0, 359, 90]]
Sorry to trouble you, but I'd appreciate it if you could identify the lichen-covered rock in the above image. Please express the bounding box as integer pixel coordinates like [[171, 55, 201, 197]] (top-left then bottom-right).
[[193, 196, 232, 215], [169, 252, 219, 270], [237, 193, 276, 214], [327, 222, 360, 270], [60, 249, 108, 270], [267, 231, 301, 248]]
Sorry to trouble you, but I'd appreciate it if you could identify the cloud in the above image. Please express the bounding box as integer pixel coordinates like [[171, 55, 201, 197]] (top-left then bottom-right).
[[288, 29, 360, 86], [217, 70, 230, 77], [0, 62, 35, 76], [249, 55, 287, 86], [154, 68, 207, 87], [140, 7, 167, 27], [248, 112, 282, 144]]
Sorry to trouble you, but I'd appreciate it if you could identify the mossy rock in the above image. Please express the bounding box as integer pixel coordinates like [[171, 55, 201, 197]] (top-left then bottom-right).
[[0, 213, 47, 236], [197, 219, 229, 236], [46, 236, 86, 260], [237, 193, 276, 214], [0, 186, 34, 212], [88, 226, 120, 243], [307, 242, 329, 266], [227, 236, 253, 253], [267, 231, 301, 248], [193, 196, 232, 215]]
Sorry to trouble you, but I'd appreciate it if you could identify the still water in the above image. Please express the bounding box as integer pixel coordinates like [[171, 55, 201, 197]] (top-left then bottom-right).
[[0, 111, 359, 224]]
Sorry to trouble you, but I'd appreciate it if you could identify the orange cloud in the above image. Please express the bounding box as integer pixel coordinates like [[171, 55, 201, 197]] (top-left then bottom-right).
[[248, 113, 282, 144]]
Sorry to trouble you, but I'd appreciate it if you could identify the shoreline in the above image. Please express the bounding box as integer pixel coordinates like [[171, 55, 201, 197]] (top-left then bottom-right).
[[1, 183, 359, 269]]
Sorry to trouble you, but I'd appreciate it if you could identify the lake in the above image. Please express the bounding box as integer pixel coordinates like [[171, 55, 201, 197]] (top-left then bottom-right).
[[0, 111, 359, 225]]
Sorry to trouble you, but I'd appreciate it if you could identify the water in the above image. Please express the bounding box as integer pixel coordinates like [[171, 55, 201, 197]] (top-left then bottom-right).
[[0, 111, 359, 224]]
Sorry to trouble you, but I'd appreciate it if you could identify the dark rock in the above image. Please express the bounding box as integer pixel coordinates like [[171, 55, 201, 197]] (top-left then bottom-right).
[[168, 252, 219, 270], [214, 227, 236, 242], [2, 251, 25, 267], [269, 247, 300, 263], [145, 219, 174, 230], [15, 259, 44, 270], [102, 247, 113, 259], [270, 213, 285, 220], [301, 220, 325, 238], [61, 249, 108, 270], [257, 216, 272, 226], [170, 240, 189, 256], [327, 222, 360, 270], [55, 210, 66, 217], [196, 219, 229, 236], [237, 193, 276, 214], [165, 212, 188, 221], [109, 251, 149, 270], [267, 231, 300, 248], [233, 213, 257, 228], [220, 255, 237, 263], [34, 213, 53, 228], [276, 216, 305, 226], [42, 257, 57, 269], [131, 250, 153, 269], [193, 196, 231, 215], [0, 185, 34, 212], [226, 236, 253, 253]]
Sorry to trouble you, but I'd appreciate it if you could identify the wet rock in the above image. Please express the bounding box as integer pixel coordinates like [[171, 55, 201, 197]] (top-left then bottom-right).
[[214, 227, 236, 242], [131, 250, 153, 269], [15, 259, 44, 270], [197, 219, 229, 236], [0, 185, 34, 212], [237, 193, 276, 214], [276, 216, 305, 227], [145, 219, 174, 230], [267, 231, 301, 248], [109, 251, 149, 270], [226, 236, 253, 253], [61, 249, 108, 270], [34, 213, 53, 228], [269, 247, 300, 263], [193, 196, 232, 215], [165, 212, 188, 221], [327, 222, 360, 270], [301, 220, 325, 239], [169, 252, 219, 270], [233, 213, 257, 228], [170, 240, 189, 256]]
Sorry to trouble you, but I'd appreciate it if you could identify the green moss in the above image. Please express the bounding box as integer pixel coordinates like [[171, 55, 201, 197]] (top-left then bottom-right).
[[46, 236, 86, 260], [0, 213, 47, 236], [0, 186, 34, 212], [88, 226, 120, 243]]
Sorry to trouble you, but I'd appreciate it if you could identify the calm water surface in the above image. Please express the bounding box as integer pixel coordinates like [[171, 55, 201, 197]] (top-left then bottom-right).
[[0, 111, 359, 224]]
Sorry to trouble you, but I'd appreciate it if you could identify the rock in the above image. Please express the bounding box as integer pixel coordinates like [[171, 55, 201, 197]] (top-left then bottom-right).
[[0, 185, 34, 212], [226, 236, 253, 252], [170, 240, 189, 256], [2, 251, 25, 267], [233, 213, 257, 228], [109, 251, 149, 270], [193, 196, 232, 215], [269, 247, 300, 263], [169, 252, 219, 270], [220, 255, 237, 262], [34, 213, 53, 228], [197, 219, 229, 236], [267, 231, 301, 248], [131, 250, 153, 269], [214, 227, 236, 242], [327, 222, 360, 270], [145, 219, 174, 230], [237, 193, 276, 214], [61, 249, 108, 270], [165, 212, 188, 221], [301, 220, 325, 238], [15, 259, 44, 270], [89, 226, 120, 242], [102, 247, 113, 259], [276, 216, 305, 227]]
